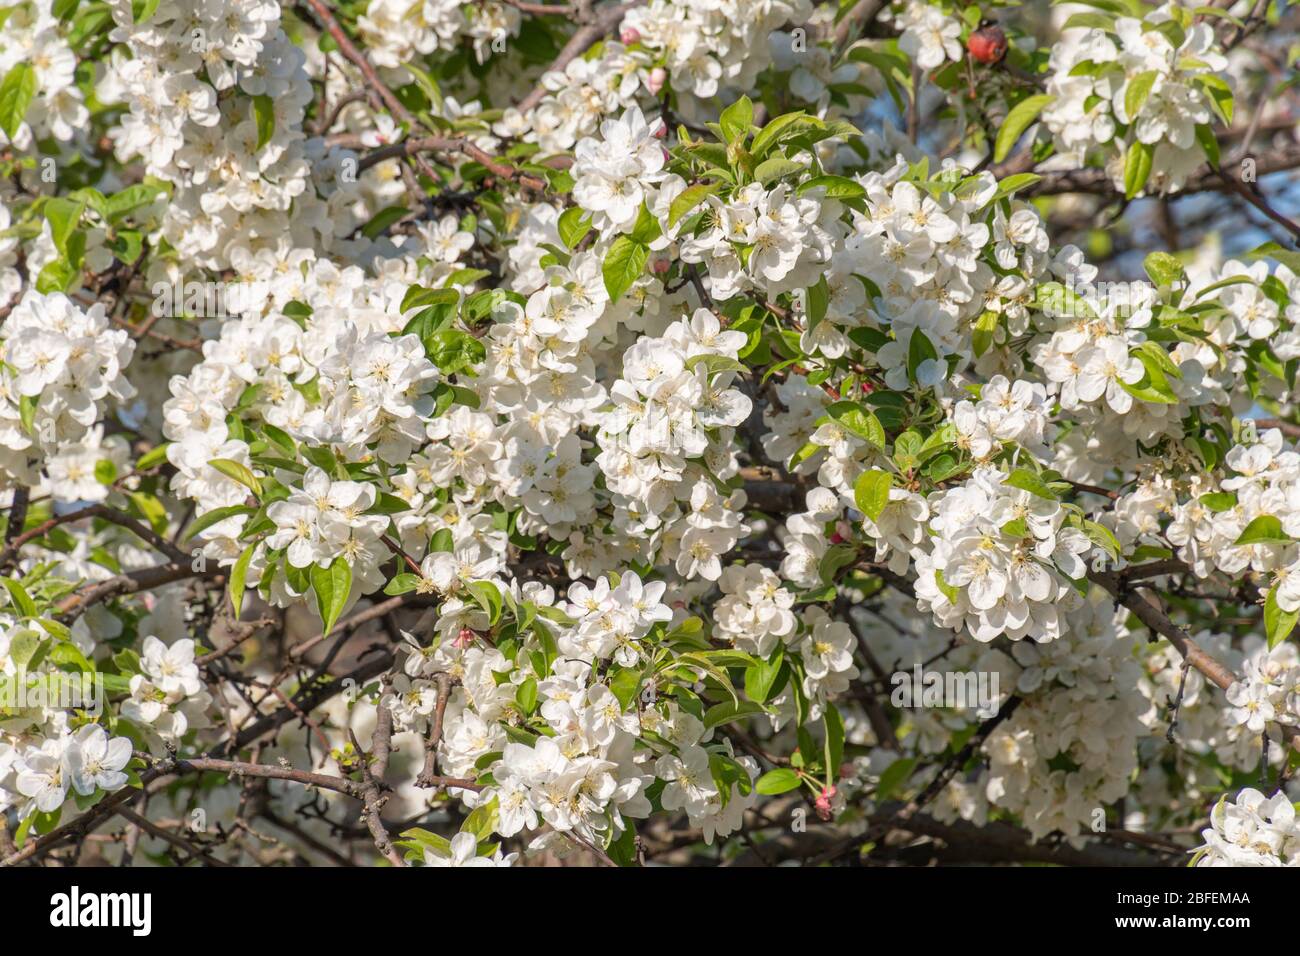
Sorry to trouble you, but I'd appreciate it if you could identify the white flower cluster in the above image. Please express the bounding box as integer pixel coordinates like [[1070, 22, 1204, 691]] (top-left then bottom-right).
[[399, 572, 761, 849], [572, 107, 669, 234], [160, 250, 469, 580], [622, 0, 812, 102], [890, 1, 964, 71], [0, 614, 138, 816], [913, 466, 1091, 643], [978, 593, 1146, 839], [0, 0, 86, 146], [96, 0, 322, 270], [359, 0, 518, 69], [1194, 788, 1300, 867], [713, 564, 797, 656], [1040, 5, 1228, 193], [951, 375, 1054, 463], [596, 310, 752, 581], [502, 42, 644, 154], [0, 291, 136, 495], [1163, 428, 1300, 604], [5, 725, 133, 816], [677, 178, 838, 303], [1137, 633, 1265, 782], [120, 636, 214, 748], [501, 0, 811, 152]]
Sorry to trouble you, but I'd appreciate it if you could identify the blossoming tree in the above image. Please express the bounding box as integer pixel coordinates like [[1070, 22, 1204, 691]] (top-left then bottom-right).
[[1, 0, 1299, 868]]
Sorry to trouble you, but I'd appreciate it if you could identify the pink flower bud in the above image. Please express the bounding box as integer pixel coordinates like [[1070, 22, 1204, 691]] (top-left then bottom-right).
[[815, 785, 838, 821], [454, 627, 477, 649], [652, 257, 670, 276], [620, 26, 641, 45], [647, 67, 667, 95]]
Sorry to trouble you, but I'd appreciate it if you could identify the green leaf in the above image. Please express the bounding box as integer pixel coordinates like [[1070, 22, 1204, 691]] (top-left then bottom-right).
[[461, 797, 498, 841], [1004, 467, 1057, 500], [252, 95, 275, 151], [424, 329, 486, 375], [749, 110, 815, 160], [229, 543, 255, 620], [993, 94, 1054, 163], [806, 275, 829, 330], [183, 505, 255, 542], [1194, 123, 1220, 166], [131, 0, 160, 21], [1082, 519, 1121, 562], [754, 768, 801, 795], [2, 578, 37, 618], [383, 573, 421, 595], [703, 699, 769, 730], [1124, 141, 1154, 199], [719, 95, 753, 144], [608, 666, 642, 710], [208, 458, 262, 496], [1195, 73, 1233, 126], [797, 175, 866, 199], [1124, 70, 1158, 122], [1234, 514, 1291, 546], [0, 63, 36, 140], [1198, 492, 1236, 512], [972, 309, 999, 357], [310, 558, 352, 636], [468, 580, 502, 625], [854, 469, 893, 522], [45, 197, 86, 258], [516, 677, 538, 714], [667, 183, 718, 227], [989, 173, 1043, 203], [819, 543, 858, 585], [1143, 251, 1185, 289], [906, 329, 939, 384], [754, 156, 803, 185], [104, 183, 166, 223], [363, 206, 413, 242], [874, 757, 917, 801], [1265, 586, 1299, 650], [744, 647, 784, 704], [602, 235, 648, 302], [557, 207, 592, 249], [826, 401, 885, 448], [627, 203, 661, 246]]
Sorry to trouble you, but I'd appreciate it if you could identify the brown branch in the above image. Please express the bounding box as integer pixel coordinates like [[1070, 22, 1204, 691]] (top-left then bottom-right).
[[516, 1, 646, 113], [351, 699, 407, 866], [354, 135, 550, 191], [1088, 567, 1300, 750], [0, 502, 190, 569], [415, 672, 453, 789], [55, 560, 222, 620], [832, 0, 887, 53], [1019, 141, 1300, 199], [115, 806, 233, 867]]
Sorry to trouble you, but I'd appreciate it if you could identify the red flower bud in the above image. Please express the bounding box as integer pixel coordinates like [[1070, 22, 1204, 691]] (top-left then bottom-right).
[[967, 24, 1008, 65]]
